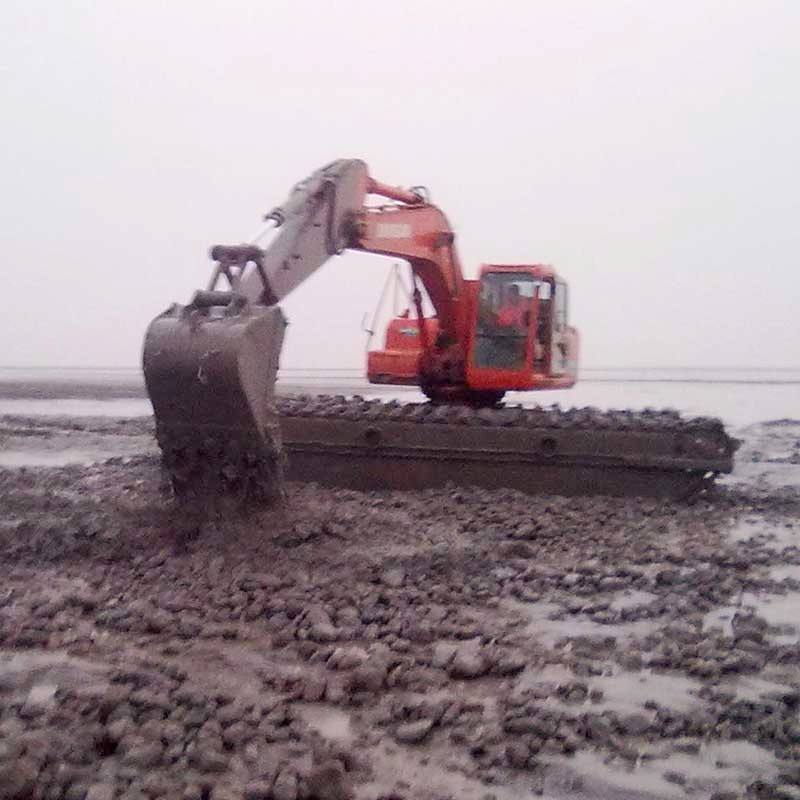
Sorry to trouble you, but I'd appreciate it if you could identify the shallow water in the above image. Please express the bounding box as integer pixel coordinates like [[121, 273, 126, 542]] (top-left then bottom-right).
[[518, 664, 703, 717], [711, 519, 800, 644], [506, 598, 656, 649], [0, 649, 109, 695], [610, 590, 659, 612], [704, 593, 800, 646], [0, 423, 156, 468], [294, 704, 353, 743], [0, 398, 153, 417], [588, 670, 701, 715], [560, 739, 779, 800], [1, 368, 799, 428], [726, 518, 800, 553], [0, 445, 151, 468]]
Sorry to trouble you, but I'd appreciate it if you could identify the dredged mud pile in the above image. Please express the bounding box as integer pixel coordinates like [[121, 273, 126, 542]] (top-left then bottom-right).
[[0, 422, 799, 800]]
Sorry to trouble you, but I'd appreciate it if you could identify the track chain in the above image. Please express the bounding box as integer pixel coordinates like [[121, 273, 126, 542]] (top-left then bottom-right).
[[277, 394, 731, 436]]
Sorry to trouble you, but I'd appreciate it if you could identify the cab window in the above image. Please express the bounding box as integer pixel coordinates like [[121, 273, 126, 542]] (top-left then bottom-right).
[[554, 282, 568, 331], [473, 272, 536, 370]]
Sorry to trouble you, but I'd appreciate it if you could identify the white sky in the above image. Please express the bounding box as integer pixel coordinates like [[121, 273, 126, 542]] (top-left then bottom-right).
[[2, 0, 798, 369]]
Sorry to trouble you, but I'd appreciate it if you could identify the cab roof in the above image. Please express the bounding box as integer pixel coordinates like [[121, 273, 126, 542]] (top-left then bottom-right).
[[479, 264, 562, 282]]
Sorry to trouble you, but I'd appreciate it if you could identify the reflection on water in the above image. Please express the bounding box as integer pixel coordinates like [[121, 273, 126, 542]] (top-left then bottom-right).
[[0, 649, 109, 695], [0, 449, 122, 468], [505, 598, 656, 649], [0, 442, 157, 468], [0, 367, 798, 427], [0, 398, 153, 417], [705, 593, 800, 646], [561, 740, 778, 800], [0, 383, 797, 428], [294, 704, 353, 742], [726, 518, 800, 552]]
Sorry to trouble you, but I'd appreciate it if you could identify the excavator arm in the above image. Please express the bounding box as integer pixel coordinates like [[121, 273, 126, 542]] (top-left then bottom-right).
[[208, 160, 370, 307], [199, 158, 465, 343], [142, 159, 468, 502]]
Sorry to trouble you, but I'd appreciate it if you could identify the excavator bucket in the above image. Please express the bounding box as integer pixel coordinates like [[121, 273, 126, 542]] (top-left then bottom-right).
[[142, 300, 286, 504]]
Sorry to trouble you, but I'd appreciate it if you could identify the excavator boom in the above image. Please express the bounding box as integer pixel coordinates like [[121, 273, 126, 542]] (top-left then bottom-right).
[[225, 159, 370, 306]]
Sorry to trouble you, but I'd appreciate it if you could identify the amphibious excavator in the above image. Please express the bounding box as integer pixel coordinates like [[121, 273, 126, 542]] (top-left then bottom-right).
[[143, 159, 735, 502]]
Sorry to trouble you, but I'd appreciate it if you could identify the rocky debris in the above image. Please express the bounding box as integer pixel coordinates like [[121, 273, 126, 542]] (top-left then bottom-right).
[[619, 711, 652, 736], [0, 759, 38, 800], [243, 781, 273, 800], [269, 767, 297, 800], [431, 642, 457, 669], [492, 650, 526, 676], [448, 645, 490, 679], [394, 718, 435, 744], [306, 761, 352, 800], [18, 685, 55, 719], [85, 785, 115, 800], [328, 647, 368, 671], [0, 423, 797, 799], [663, 770, 687, 786], [346, 662, 386, 694], [381, 568, 405, 589]]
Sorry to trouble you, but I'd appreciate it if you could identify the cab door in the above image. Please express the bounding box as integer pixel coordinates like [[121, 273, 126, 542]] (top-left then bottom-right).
[[550, 280, 571, 376], [467, 269, 538, 390]]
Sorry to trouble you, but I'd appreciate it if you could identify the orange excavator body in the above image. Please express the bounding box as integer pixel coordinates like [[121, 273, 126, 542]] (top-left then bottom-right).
[[351, 168, 579, 401], [367, 265, 579, 396]]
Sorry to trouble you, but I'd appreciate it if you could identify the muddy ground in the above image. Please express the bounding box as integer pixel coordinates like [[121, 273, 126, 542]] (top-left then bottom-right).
[[0, 416, 799, 800]]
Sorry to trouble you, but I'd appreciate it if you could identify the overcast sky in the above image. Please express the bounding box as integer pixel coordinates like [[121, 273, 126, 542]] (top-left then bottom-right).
[[2, 1, 798, 369]]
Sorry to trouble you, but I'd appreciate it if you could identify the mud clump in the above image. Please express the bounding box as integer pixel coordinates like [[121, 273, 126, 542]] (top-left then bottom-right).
[[0, 425, 799, 799]]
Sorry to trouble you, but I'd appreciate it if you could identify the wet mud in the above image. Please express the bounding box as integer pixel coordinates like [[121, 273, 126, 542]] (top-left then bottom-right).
[[0, 415, 799, 799]]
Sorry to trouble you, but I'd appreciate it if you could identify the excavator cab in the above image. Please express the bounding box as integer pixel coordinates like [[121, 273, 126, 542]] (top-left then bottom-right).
[[466, 265, 578, 391]]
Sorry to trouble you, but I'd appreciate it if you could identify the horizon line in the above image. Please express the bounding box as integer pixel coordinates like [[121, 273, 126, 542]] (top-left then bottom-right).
[[1, 364, 799, 373]]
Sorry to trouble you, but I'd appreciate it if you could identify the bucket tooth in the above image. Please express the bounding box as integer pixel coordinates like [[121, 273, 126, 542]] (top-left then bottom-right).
[[142, 304, 286, 504]]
